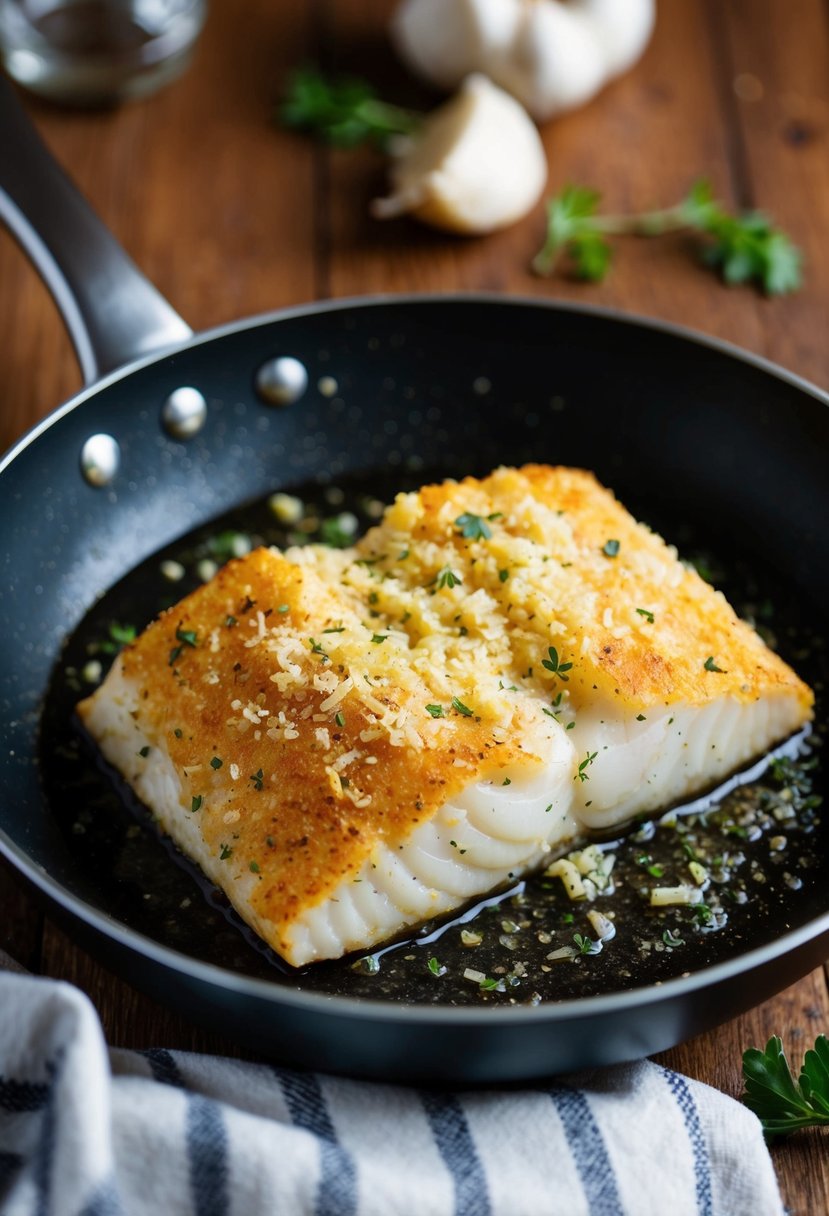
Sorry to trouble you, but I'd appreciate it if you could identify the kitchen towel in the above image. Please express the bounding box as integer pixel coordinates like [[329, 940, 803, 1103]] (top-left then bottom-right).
[[0, 968, 783, 1216]]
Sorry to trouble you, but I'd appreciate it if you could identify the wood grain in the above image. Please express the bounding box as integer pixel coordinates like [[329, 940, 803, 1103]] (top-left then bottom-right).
[[0, 0, 827, 1208]]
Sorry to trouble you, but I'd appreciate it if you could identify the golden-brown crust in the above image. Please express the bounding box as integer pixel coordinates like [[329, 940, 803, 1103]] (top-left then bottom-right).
[[95, 549, 533, 936], [79, 465, 813, 955], [515, 465, 812, 711]]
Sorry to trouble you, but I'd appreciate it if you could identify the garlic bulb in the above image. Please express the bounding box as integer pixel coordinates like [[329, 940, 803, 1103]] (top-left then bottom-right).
[[371, 74, 546, 235], [391, 0, 656, 121]]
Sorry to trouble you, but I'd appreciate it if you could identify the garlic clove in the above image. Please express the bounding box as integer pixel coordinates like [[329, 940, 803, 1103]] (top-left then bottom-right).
[[371, 74, 547, 235], [490, 0, 608, 118], [391, 0, 519, 92], [391, 0, 656, 123], [577, 0, 656, 77]]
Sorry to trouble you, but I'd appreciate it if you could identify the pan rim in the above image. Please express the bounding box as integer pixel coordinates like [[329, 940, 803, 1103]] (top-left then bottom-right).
[[2, 292, 827, 480], [3, 822, 829, 1024], [3, 292, 828, 1027]]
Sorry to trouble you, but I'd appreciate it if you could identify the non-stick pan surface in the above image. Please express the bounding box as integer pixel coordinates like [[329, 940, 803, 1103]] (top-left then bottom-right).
[[1, 86, 828, 1084], [2, 294, 828, 1083]]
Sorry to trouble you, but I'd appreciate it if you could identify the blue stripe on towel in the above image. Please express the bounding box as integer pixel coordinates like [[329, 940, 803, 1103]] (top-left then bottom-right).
[[420, 1092, 492, 1216], [141, 1048, 186, 1089], [660, 1068, 713, 1216], [549, 1088, 624, 1216], [0, 1077, 51, 1112], [279, 1072, 358, 1216], [78, 1177, 125, 1216], [32, 1070, 57, 1216], [186, 1094, 230, 1216]]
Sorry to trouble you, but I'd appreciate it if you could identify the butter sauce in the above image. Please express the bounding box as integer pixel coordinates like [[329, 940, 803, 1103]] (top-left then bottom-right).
[[40, 471, 826, 1006]]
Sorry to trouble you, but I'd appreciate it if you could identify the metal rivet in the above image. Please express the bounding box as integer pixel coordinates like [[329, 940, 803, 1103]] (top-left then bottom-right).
[[255, 356, 308, 407], [161, 386, 208, 438], [80, 433, 120, 487]]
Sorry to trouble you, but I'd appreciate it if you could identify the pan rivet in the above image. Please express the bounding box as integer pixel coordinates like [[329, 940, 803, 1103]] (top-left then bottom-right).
[[80, 433, 120, 487], [255, 356, 308, 407], [162, 386, 208, 438]]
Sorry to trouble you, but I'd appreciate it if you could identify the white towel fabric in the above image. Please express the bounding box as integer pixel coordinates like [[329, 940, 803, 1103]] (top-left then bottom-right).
[[0, 969, 783, 1216]]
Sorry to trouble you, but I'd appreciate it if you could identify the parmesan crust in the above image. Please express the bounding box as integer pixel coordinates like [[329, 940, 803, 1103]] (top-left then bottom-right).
[[77, 465, 813, 966]]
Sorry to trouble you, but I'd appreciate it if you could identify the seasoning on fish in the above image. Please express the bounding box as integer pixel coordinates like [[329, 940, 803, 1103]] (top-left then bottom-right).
[[77, 466, 813, 966]]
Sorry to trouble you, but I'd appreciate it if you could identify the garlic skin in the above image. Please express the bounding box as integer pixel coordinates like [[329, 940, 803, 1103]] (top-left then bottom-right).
[[391, 0, 656, 121], [371, 74, 547, 235]]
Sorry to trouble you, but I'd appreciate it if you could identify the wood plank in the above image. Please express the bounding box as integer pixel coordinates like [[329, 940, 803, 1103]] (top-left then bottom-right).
[[0, 854, 43, 973], [715, 0, 829, 386], [320, 0, 767, 356]]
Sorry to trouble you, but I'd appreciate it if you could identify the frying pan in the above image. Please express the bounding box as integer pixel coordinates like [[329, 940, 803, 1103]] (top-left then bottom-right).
[[1, 77, 828, 1085]]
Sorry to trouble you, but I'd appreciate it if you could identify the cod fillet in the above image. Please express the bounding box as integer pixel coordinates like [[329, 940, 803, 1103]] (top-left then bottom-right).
[[78, 466, 813, 966]]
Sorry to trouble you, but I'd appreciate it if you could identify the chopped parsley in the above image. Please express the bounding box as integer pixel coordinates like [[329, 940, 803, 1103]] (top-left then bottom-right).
[[573, 932, 601, 956], [451, 696, 474, 717], [250, 768, 264, 790], [542, 646, 573, 681], [636, 608, 655, 623], [219, 843, 233, 860], [663, 928, 685, 947], [435, 565, 462, 590], [602, 539, 620, 558], [498, 568, 510, 583], [576, 751, 598, 782], [704, 655, 726, 673], [309, 637, 329, 661], [99, 622, 137, 655], [191, 795, 203, 812], [224, 615, 238, 628], [454, 512, 492, 541], [425, 704, 444, 718], [210, 756, 223, 770], [371, 633, 388, 644], [636, 714, 647, 722], [138, 746, 150, 758], [427, 956, 445, 977], [249, 860, 261, 873], [174, 728, 183, 738], [168, 625, 199, 667], [334, 711, 346, 728]]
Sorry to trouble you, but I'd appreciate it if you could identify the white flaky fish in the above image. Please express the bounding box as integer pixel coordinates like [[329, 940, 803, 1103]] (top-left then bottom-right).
[[78, 466, 813, 966]]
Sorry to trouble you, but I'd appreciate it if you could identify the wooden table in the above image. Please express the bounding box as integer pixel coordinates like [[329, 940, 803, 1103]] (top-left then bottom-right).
[[2, 0, 828, 1208]]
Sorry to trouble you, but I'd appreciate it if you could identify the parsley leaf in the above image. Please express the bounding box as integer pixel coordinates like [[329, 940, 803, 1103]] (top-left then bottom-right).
[[573, 932, 601, 956], [742, 1035, 829, 1139], [533, 179, 802, 295], [542, 646, 573, 681], [434, 565, 462, 590], [454, 512, 493, 541], [704, 655, 726, 673], [280, 68, 418, 149], [532, 186, 612, 280]]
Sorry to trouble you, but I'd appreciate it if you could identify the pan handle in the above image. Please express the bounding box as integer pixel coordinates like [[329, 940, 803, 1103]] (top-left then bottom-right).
[[0, 77, 192, 384]]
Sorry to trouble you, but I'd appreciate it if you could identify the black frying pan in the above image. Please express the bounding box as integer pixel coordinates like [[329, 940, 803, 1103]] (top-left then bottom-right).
[[2, 79, 828, 1085]]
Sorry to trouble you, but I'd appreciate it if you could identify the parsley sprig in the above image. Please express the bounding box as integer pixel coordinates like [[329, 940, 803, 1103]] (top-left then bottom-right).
[[742, 1035, 829, 1138], [533, 180, 802, 296], [281, 68, 418, 149]]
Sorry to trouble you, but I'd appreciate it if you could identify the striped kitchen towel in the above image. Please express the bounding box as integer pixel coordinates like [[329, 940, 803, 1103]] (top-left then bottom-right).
[[0, 970, 782, 1216]]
